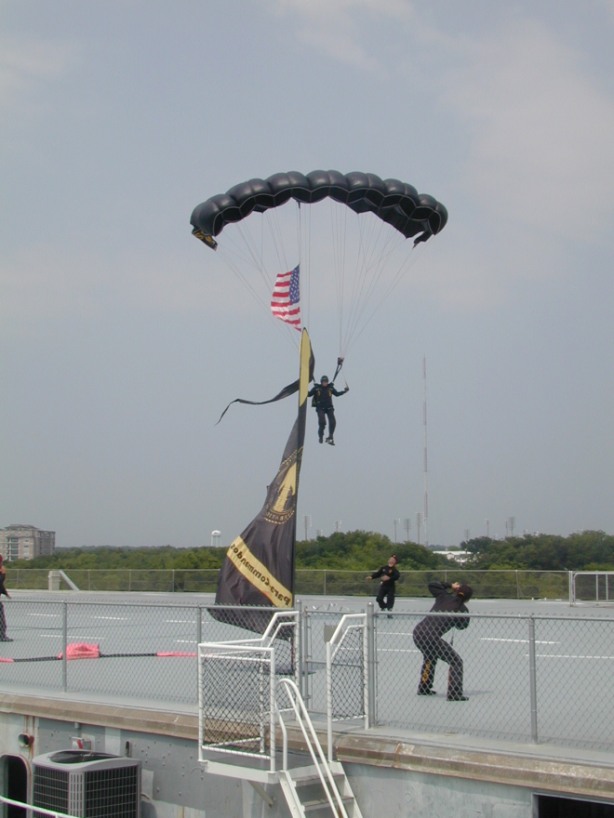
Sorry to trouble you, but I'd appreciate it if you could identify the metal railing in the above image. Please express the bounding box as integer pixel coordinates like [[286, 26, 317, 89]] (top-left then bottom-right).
[[325, 613, 367, 758], [277, 678, 357, 818], [7, 568, 570, 599], [0, 794, 82, 818], [2, 597, 614, 752], [571, 570, 614, 604], [367, 608, 614, 750], [198, 610, 298, 766]]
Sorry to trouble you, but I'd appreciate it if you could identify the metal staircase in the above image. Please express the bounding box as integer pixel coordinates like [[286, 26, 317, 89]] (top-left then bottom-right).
[[276, 678, 363, 818], [279, 760, 361, 818], [198, 611, 364, 818], [201, 677, 363, 818]]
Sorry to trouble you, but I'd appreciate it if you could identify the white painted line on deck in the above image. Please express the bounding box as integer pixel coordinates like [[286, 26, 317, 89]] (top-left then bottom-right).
[[535, 653, 614, 660], [480, 637, 559, 645], [40, 633, 103, 640]]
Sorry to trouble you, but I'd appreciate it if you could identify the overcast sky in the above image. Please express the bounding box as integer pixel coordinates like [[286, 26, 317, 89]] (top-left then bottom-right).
[[2, 0, 614, 549]]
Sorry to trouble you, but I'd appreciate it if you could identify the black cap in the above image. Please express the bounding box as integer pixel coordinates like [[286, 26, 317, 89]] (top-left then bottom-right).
[[458, 584, 473, 602]]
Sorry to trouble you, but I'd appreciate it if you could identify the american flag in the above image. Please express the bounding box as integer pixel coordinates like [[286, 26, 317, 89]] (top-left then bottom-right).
[[270, 264, 301, 330]]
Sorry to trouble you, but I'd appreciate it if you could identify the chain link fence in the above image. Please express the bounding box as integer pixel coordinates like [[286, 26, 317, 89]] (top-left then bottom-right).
[[371, 610, 614, 750], [2, 596, 614, 751], [199, 643, 274, 759], [0, 599, 296, 708], [198, 612, 298, 763], [326, 614, 367, 723], [6, 568, 570, 599], [571, 571, 614, 604]]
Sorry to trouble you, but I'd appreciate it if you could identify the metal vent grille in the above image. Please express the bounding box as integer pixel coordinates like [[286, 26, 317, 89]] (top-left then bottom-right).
[[33, 766, 70, 814], [33, 751, 140, 818]]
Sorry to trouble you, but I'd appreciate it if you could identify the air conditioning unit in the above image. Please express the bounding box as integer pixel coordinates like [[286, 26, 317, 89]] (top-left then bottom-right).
[[32, 749, 141, 818]]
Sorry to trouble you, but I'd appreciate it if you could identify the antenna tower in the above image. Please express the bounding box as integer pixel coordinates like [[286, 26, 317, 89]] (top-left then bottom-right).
[[423, 355, 429, 547]]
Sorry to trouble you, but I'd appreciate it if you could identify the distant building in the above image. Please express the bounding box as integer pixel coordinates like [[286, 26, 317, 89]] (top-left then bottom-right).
[[0, 524, 55, 561], [433, 549, 471, 564]]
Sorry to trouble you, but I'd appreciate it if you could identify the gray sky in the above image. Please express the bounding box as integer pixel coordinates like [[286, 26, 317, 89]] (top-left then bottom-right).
[[2, 0, 614, 549]]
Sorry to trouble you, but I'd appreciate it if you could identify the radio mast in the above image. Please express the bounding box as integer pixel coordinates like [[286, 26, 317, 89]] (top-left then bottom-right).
[[423, 355, 429, 547]]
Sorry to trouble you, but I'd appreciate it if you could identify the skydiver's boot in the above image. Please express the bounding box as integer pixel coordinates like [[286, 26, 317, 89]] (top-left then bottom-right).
[[326, 437, 335, 445], [447, 665, 467, 700], [318, 434, 323, 443]]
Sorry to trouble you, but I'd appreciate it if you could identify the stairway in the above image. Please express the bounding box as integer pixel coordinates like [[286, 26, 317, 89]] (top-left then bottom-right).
[[198, 621, 365, 817], [279, 760, 363, 818]]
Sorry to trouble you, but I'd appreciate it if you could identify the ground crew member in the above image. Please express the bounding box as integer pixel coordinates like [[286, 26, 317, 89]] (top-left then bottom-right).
[[412, 579, 473, 701], [367, 555, 400, 615]]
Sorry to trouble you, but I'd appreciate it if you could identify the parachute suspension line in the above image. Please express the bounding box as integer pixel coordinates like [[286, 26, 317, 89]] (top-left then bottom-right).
[[353, 214, 393, 346], [217, 223, 273, 314], [327, 199, 348, 362], [351, 219, 399, 327], [216, 215, 300, 353], [332, 216, 427, 355], [336, 209, 390, 354], [296, 200, 310, 334], [327, 202, 376, 359], [264, 207, 293, 281], [344, 243, 423, 351], [344, 211, 379, 347]]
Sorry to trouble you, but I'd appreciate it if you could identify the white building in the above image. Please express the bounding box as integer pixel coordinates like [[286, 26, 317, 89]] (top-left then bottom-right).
[[433, 549, 471, 564], [0, 524, 55, 561]]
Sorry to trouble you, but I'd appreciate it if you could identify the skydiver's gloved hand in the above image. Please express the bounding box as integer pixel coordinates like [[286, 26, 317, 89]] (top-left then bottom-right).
[[344, 386, 350, 393]]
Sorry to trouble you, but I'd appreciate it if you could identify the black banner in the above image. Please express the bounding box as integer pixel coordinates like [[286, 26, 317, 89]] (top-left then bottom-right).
[[212, 329, 313, 634]]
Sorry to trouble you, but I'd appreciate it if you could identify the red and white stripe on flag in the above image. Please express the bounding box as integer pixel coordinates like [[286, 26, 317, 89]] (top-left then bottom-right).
[[270, 265, 301, 330]]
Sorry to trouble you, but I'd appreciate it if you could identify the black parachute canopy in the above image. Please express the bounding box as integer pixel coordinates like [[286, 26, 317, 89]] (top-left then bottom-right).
[[190, 170, 448, 249]]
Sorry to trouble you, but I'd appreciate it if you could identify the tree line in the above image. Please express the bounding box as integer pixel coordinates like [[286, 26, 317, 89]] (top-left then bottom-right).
[[463, 530, 614, 571], [10, 529, 614, 572]]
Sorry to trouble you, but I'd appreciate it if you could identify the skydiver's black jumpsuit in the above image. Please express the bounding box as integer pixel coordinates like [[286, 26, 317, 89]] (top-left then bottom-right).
[[370, 564, 400, 611], [307, 381, 348, 442], [412, 580, 470, 698]]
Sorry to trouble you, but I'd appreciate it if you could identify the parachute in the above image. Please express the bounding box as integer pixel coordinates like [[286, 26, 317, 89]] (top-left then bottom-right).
[[190, 170, 447, 363], [191, 170, 448, 251]]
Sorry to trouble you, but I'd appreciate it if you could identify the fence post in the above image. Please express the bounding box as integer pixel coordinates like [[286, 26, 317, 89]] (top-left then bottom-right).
[[366, 602, 376, 727], [516, 569, 520, 599], [296, 598, 307, 700], [196, 606, 203, 701], [528, 615, 538, 742], [62, 601, 68, 692]]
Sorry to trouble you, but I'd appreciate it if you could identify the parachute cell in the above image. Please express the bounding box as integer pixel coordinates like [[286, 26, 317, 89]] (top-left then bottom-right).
[[190, 170, 448, 250]]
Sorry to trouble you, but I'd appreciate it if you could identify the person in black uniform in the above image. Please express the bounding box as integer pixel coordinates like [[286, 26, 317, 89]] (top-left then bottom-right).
[[367, 555, 400, 615], [412, 579, 473, 701], [308, 375, 349, 445], [0, 555, 13, 642]]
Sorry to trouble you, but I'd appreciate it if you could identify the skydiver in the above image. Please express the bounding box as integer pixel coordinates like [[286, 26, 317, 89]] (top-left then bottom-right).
[[308, 375, 349, 445]]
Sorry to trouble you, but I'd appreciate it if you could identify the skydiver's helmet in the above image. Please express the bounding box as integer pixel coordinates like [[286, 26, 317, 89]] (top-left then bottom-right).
[[320, 376, 329, 383]]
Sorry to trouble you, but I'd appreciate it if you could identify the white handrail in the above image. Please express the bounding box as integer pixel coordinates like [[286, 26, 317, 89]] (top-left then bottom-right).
[[0, 793, 81, 818], [326, 612, 367, 758], [276, 677, 351, 818]]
